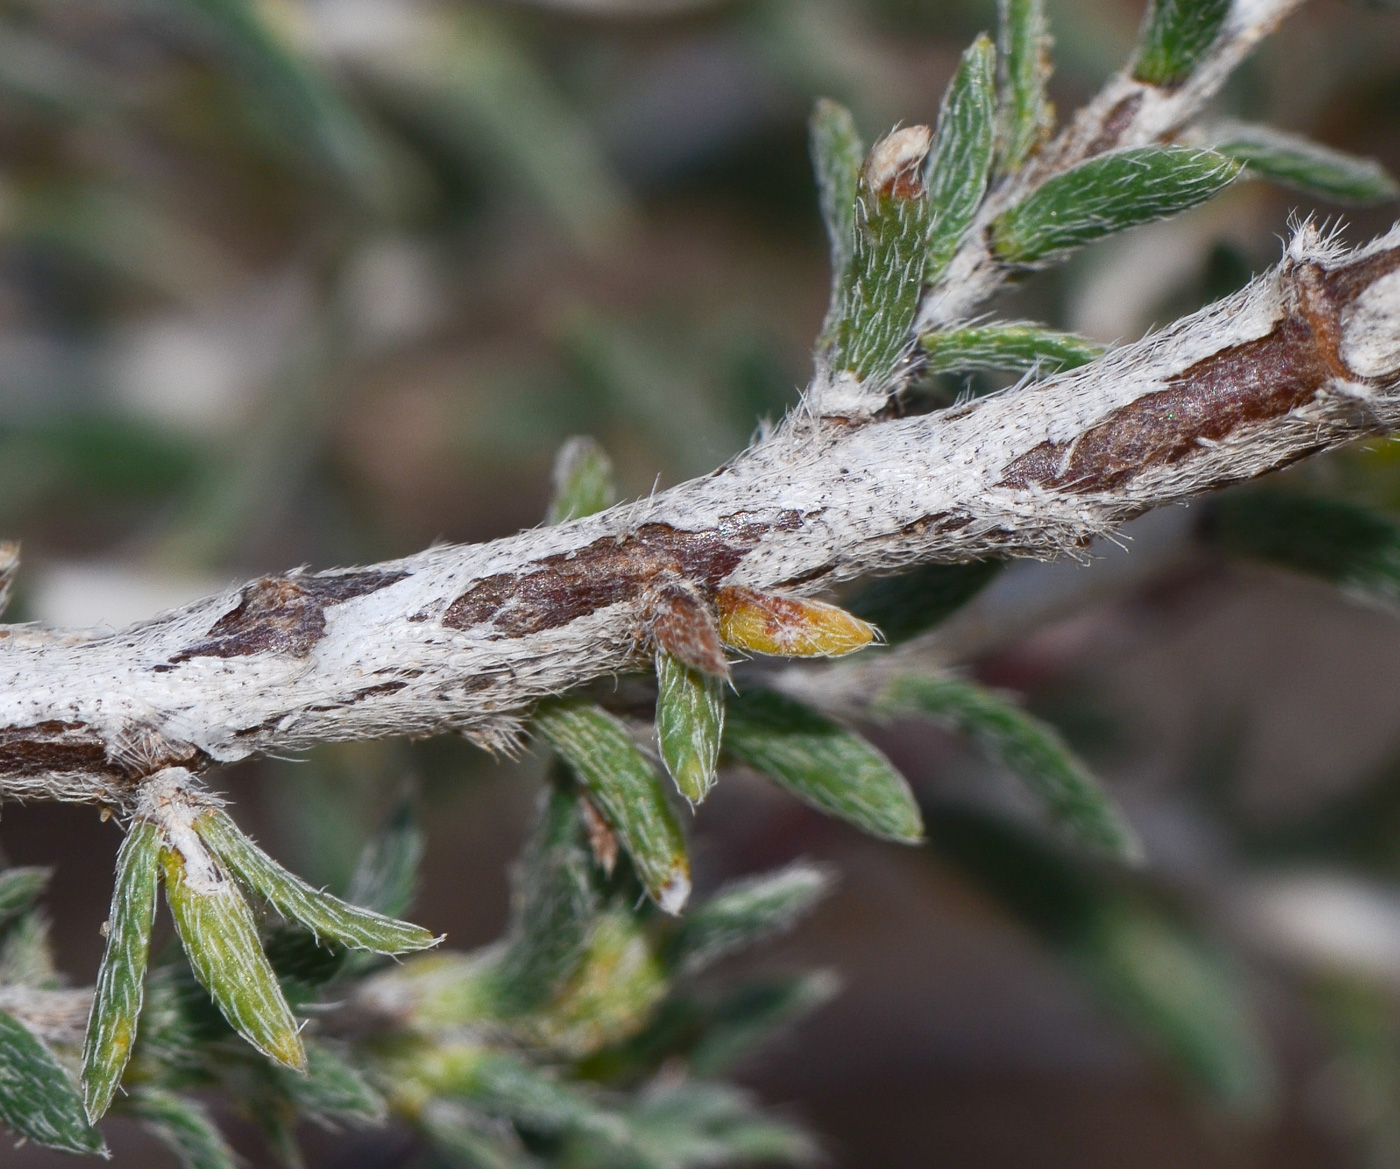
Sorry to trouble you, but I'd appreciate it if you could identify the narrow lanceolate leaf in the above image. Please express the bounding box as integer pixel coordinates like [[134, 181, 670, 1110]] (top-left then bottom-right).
[[160, 845, 306, 1070], [656, 652, 725, 806], [668, 863, 834, 976], [877, 673, 1139, 860], [920, 322, 1105, 376], [1132, 0, 1231, 87], [810, 98, 864, 333], [996, 0, 1054, 175], [82, 818, 161, 1123], [926, 35, 997, 280], [723, 689, 923, 843], [546, 436, 617, 525], [716, 586, 876, 658], [1208, 122, 1399, 205], [0, 866, 50, 926], [1203, 491, 1400, 606], [535, 701, 691, 914], [495, 779, 599, 1015], [125, 1089, 238, 1169], [277, 1040, 386, 1126], [828, 125, 936, 386], [688, 972, 841, 1077], [992, 146, 1241, 265], [847, 560, 1003, 646], [197, 809, 440, 955], [0, 1009, 104, 1154]]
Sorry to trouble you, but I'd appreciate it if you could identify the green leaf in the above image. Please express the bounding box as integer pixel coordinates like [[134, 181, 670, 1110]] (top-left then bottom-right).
[[421, 1099, 541, 1169], [1203, 491, 1400, 604], [535, 701, 691, 914], [197, 808, 440, 955], [667, 863, 833, 976], [920, 322, 1105, 375], [846, 559, 1003, 645], [161, 0, 391, 202], [655, 652, 725, 806], [346, 801, 425, 920], [828, 127, 936, 386], [0, 913, 56, 988], [160, 844, 307, 1070], [493, 779, 600, 1016], [0, 1008, 104, 1154], [991, 146, 1241, 265], [1133, 0, 1231, 86], [82, 818, 161, 1123], [876, 673, 1139, 860], [546, 436, 617, 525], [810, 98, 864, 335], [275, 1040, 386, 1126], [928, 809, 1274, 1112], [723, 689, 923, 843], [124, 1089, 238, 1169], [926, 35, 997, 280], [0, 866, 50, 926], [688, 973, 840, 1078], [996, 0, 1054, 174], [1209, 122, 1399, 205]]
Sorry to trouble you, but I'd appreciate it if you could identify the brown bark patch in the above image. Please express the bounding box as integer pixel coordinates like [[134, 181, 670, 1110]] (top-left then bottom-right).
[[173, 570, 407, 662], [999, 314, 1336, 493], [442, 511, 802, 637]]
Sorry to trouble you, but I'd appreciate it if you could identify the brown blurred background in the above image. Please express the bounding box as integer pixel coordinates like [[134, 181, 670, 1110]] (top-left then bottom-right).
[[4, 0, 1400, 1163]]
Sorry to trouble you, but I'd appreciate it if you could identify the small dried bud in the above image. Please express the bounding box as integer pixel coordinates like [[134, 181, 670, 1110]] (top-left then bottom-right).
[[863, 125, 933, 199], [649, 576, 729, 677], [577, 794, 618, 876], [716, 586, 878, 657]]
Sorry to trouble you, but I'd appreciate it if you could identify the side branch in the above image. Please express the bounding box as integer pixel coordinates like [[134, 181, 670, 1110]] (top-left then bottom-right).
[[1, 225, 1398, 803]]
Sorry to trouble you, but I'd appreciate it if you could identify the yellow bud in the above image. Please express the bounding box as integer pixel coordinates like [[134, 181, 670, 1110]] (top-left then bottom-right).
[[715, 586, 877, 657]]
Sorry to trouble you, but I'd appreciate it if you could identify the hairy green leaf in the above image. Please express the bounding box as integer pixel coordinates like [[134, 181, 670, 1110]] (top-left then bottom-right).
[[810, 97, 864, 334], [198, 808, 440, 955], [494, 779, 599, 1016], [846, 559, 1003, 645], [667, 863, 833, 976], [162, 0, 390, 201], [160, 844, 307, 1070], [0, 866, 50, 926], [1203, 491, 1400, 605], [996, 0, 1053, 174], [125, 1089, 238, 1169], [991, 146, 1241, 264], [83, 818, 161, 1123], [1210, 122, 1399, 205], [828, 127, 936, 386], [877, 673, 1139, 860], [547, 436, 617, 525], [275, 1040, 386, 1126], [920, 322, 1105, 375], [929, 808, 1274, 1112], [1133, 0, 1230, 86], [535, 701, 691, 914], [688, 973, 840, 1078], [927, 35, 996, 279], [346, 801, 425, 920], [723, 689, 923, 843], [421, 1099, 540, 1169], [0, 913, 56, 988], [655, 652, 725, 806], [0, 1008, 104, 1154]]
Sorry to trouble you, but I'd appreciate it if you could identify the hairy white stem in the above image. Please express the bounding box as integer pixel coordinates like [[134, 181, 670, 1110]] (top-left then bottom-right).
[[0, 224, 1396, 806]]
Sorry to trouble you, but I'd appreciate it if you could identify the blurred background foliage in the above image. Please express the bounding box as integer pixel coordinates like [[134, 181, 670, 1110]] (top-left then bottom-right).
[[6, 0, 1400, 1164]]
